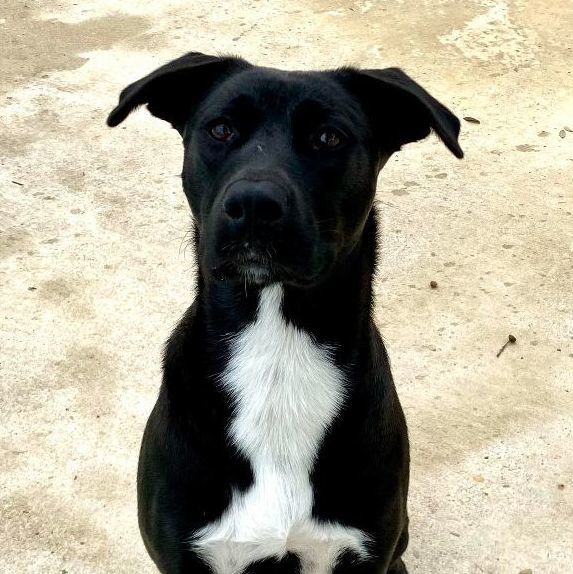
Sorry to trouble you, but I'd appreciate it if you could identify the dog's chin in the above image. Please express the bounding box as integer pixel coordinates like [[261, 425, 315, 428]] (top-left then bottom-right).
[[210, 259, 312, 288], [237, 263, 274, 286], [208, 257, 276, 286], [208, 245, 334, 288]]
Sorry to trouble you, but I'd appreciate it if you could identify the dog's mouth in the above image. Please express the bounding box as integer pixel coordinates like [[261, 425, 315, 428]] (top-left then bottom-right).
[[209, 239, 330, 288], [211, 242, 277, 285]]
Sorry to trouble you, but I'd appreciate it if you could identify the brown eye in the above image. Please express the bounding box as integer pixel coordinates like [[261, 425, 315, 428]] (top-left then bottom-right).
[[209, 121, 234, 142], [312, 128, 345, 150]]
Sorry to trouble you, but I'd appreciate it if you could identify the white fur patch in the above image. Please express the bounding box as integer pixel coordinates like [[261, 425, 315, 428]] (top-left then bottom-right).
[[191, 284, 369, 574]]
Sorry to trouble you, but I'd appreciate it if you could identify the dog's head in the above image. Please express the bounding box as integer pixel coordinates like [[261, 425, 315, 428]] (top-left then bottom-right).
[[108, 52, 463, 287]]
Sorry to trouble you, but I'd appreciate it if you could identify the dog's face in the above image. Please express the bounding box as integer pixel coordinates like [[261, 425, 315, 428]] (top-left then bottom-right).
[[108, 53, 462, 287], [182, 68, 383, 287]]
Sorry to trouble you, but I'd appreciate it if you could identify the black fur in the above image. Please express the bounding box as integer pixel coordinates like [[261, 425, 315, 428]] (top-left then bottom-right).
[[107, 51, 463, 574]]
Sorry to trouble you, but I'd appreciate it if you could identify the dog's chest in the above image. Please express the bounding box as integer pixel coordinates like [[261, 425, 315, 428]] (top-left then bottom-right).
[[192, 285, 369, 574]]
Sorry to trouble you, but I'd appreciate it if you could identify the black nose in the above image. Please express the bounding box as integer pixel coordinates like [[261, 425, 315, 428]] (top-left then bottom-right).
[[223, 180, 286, 225]]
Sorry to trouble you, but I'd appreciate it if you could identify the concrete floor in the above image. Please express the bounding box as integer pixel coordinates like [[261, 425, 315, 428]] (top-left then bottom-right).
[[1, 0, 571, 572]]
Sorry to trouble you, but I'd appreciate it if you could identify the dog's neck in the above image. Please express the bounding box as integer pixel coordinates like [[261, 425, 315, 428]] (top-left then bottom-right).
[[195, 212, 377, 365]]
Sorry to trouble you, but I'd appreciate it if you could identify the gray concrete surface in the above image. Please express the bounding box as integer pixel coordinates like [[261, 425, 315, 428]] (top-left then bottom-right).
[[1, 0, 571, 572]]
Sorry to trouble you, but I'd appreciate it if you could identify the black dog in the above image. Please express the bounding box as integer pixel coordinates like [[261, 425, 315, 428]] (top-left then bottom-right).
[[107, 52, 463, 574]]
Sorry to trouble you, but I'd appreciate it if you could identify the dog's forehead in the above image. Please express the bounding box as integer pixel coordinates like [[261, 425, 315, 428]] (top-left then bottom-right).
[[206, 67, 359, 116]]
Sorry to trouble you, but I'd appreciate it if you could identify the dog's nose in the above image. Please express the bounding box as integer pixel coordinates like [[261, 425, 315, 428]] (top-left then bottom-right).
[[223, 180, 286, 225]]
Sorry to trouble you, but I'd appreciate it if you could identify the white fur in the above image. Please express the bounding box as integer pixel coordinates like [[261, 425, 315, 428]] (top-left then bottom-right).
[[191, 284, 370, 574]]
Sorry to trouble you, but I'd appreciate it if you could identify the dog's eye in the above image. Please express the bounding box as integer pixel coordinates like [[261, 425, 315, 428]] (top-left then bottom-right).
[[311, 127, 346, 151], [209, 121, 235, 142]]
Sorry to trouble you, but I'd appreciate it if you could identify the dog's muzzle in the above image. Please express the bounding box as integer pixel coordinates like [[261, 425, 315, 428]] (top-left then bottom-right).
[[211, 178, 291, 283]]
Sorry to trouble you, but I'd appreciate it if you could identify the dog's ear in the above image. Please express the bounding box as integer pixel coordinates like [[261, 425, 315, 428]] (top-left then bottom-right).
[[107, 52, 251, 134], [340, 67, 463, 159]]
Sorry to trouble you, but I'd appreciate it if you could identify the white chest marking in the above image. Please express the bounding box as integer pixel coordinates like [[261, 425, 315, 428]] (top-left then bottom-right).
[[191, 284, 369, 574]]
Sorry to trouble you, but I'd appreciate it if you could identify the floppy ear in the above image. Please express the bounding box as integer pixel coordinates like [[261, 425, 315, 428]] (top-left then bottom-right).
[[107, 52, 251, 133], [341, 67, 463, 159]]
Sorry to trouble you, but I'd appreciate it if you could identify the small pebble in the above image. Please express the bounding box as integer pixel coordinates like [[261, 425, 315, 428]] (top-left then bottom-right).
[[559, 130, 566, 138], [430, 280, 438, 289], [463, 116, 481, 124], [557, 483, 565, 490]]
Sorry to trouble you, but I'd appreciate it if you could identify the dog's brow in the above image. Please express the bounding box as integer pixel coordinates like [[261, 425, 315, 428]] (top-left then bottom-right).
[[293, 98, 362, 128], [215, 93, 258, 115]]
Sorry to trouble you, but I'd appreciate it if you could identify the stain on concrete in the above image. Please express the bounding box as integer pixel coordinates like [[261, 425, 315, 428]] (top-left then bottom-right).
[[306, 0, 476, 55], [74, 463, 132, 505], [439, 0, 537, 67], [0, 488, 122, 568], [1, 6, 149, 95], [516, 144, 537, 152], [38, 278, 75, 303], [57, 166, 87, 194], [53, 344, 118, 413], [0, 8, 150, 158], [414, 366, 565, 465], [0, 228, 33, 259], [55, 345, 114, 383]]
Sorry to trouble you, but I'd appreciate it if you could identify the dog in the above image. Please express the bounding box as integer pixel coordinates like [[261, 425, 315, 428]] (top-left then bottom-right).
[[107, 51, 463, 574]]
